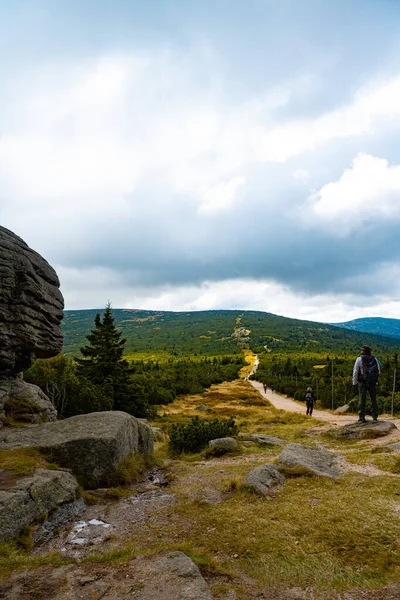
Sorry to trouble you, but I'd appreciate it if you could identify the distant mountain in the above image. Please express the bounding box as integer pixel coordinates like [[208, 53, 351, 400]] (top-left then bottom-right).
[[61, 309, 400, 357], [331, 317, 400, 340]]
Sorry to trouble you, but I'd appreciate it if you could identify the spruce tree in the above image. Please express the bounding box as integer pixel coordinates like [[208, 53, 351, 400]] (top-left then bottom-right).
[[76, 302, 128, 386]]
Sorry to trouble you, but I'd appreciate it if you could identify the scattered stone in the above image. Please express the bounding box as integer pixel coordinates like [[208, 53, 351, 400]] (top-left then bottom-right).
[[334, 420, 397, 440], [242, 464, 285, 496], [0, 411, 154, 485], [197, 404, 208, 411], [385, 442, 400, 452], [241, 440, 256, 446], [208, 437, 238, 455], [148, 551, 213, 599], [0, 468, 79, 541], [334, 404, 350, 415], [278, 443, 342, 479], [249, 434, 285, 447]]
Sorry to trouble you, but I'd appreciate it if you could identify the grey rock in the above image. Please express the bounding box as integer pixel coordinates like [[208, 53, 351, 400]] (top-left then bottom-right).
[[33, 497, 85, 545], [0, 226, 64, 378], [334, 420, 397, 440], [0, 377, 57, 423], [0, 411, 154, 485], [242, 464, 285, 496], [278, 443, 342, 478], [150, 551, 213, 599], [386, 442, 400, 451], [334, 404, 350, 415], [208, 437, 238, 454], [197, 404, 208, 411], [249, 434, 285, 447], [0, 468, 78, 541]]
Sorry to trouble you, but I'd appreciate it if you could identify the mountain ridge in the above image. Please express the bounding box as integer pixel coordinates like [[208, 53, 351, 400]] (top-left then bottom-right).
[[331, 317, 400, 340], [61, 308, 400, 357]]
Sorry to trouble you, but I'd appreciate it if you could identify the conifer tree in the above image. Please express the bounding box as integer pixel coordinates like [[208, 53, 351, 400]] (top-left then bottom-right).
[[76, 302, 128, 386]]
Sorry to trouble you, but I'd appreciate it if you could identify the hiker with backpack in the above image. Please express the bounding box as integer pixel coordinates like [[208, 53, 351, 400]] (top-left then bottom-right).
[[304, 387, 315, 416], [263, 382, 267, 393], [352, 345, 382, 423]]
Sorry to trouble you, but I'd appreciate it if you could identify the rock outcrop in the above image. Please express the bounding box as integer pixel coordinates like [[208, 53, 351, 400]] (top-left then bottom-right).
[[0, 226, 64, 423], [0, 468, 79, 541], [278, 443, 342, 478], [0, 411, 154, 485]]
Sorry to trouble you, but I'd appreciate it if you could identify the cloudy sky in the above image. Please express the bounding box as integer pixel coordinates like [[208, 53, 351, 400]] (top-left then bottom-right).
[[1, 0, 400, 322]]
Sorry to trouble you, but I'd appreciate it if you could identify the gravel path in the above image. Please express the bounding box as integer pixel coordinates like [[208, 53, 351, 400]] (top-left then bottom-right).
[[250, 380, 400, 428]]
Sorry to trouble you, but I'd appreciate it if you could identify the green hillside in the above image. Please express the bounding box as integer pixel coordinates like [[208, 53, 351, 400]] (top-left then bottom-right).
[[332, 317, 400, 339], [62, 308, 400, 358]]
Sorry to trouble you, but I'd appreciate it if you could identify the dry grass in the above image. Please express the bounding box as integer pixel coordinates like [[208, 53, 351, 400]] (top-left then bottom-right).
[[3, 379, 400, 597]]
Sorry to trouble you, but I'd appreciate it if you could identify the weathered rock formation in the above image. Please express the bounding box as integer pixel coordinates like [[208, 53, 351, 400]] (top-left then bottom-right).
[[0, 411, 154, 485], [278, 443, 342, 478], [0, 468, 79, 541], [0, 226, 64, 423]]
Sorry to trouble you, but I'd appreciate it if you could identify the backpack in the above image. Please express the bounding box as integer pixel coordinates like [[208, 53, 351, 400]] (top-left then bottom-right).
[[305, 392, 313, 404], [359, 355, 379, 384]]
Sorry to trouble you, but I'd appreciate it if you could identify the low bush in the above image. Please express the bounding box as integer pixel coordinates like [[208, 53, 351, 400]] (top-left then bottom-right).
[[169, 416, 238, 454]]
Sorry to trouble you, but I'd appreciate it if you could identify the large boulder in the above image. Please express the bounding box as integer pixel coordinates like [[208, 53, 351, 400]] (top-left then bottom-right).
[[0, 411, 154, 485], [242, 464, 285, 496], [0, 226, 64, 377], [0, 468, 78, 541], [278, 443, 342, 478], [333, 420, 397, 440]]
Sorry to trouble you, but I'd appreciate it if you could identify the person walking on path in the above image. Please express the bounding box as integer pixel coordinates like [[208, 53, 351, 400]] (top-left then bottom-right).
[[270, 384, 274, 393], [263, 383, 267, 393], [305, 387, 315, 416], [352, 345, 382, 423]]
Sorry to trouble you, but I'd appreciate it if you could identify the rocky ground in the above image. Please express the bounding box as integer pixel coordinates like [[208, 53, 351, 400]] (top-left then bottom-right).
[[2, 382, 400, 600]]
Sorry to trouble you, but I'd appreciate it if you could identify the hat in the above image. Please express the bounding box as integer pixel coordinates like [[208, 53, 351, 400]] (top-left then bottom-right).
[[360, 345, 372, 355]]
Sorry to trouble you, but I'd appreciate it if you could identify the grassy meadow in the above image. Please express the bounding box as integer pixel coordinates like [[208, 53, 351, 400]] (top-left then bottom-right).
[[3, 379, 399, 599]]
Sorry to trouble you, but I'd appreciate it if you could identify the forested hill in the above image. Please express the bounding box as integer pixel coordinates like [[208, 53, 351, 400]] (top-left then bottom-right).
[[61, 309, 400, 357], [332, 317, 400, 340]]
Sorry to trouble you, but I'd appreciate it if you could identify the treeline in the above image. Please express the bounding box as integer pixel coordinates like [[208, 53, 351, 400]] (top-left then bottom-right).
[[25, 305, 243, 419], [254, 351, 400, 414]]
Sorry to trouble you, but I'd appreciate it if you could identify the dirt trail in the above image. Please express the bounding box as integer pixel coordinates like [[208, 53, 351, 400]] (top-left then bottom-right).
[[250, 380, 400, 428]]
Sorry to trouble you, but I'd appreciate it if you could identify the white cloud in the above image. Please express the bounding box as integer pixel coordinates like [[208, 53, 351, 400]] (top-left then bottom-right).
[[198, 176, 245, 215], [306, 153, 400, 233]]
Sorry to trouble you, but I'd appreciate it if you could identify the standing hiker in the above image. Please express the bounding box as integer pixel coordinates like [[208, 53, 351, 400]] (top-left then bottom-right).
[[352, 345, 382, 423], [305, 387, 315, 416], [270, 384, 274, 393], [263, 382, 267, 393]]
